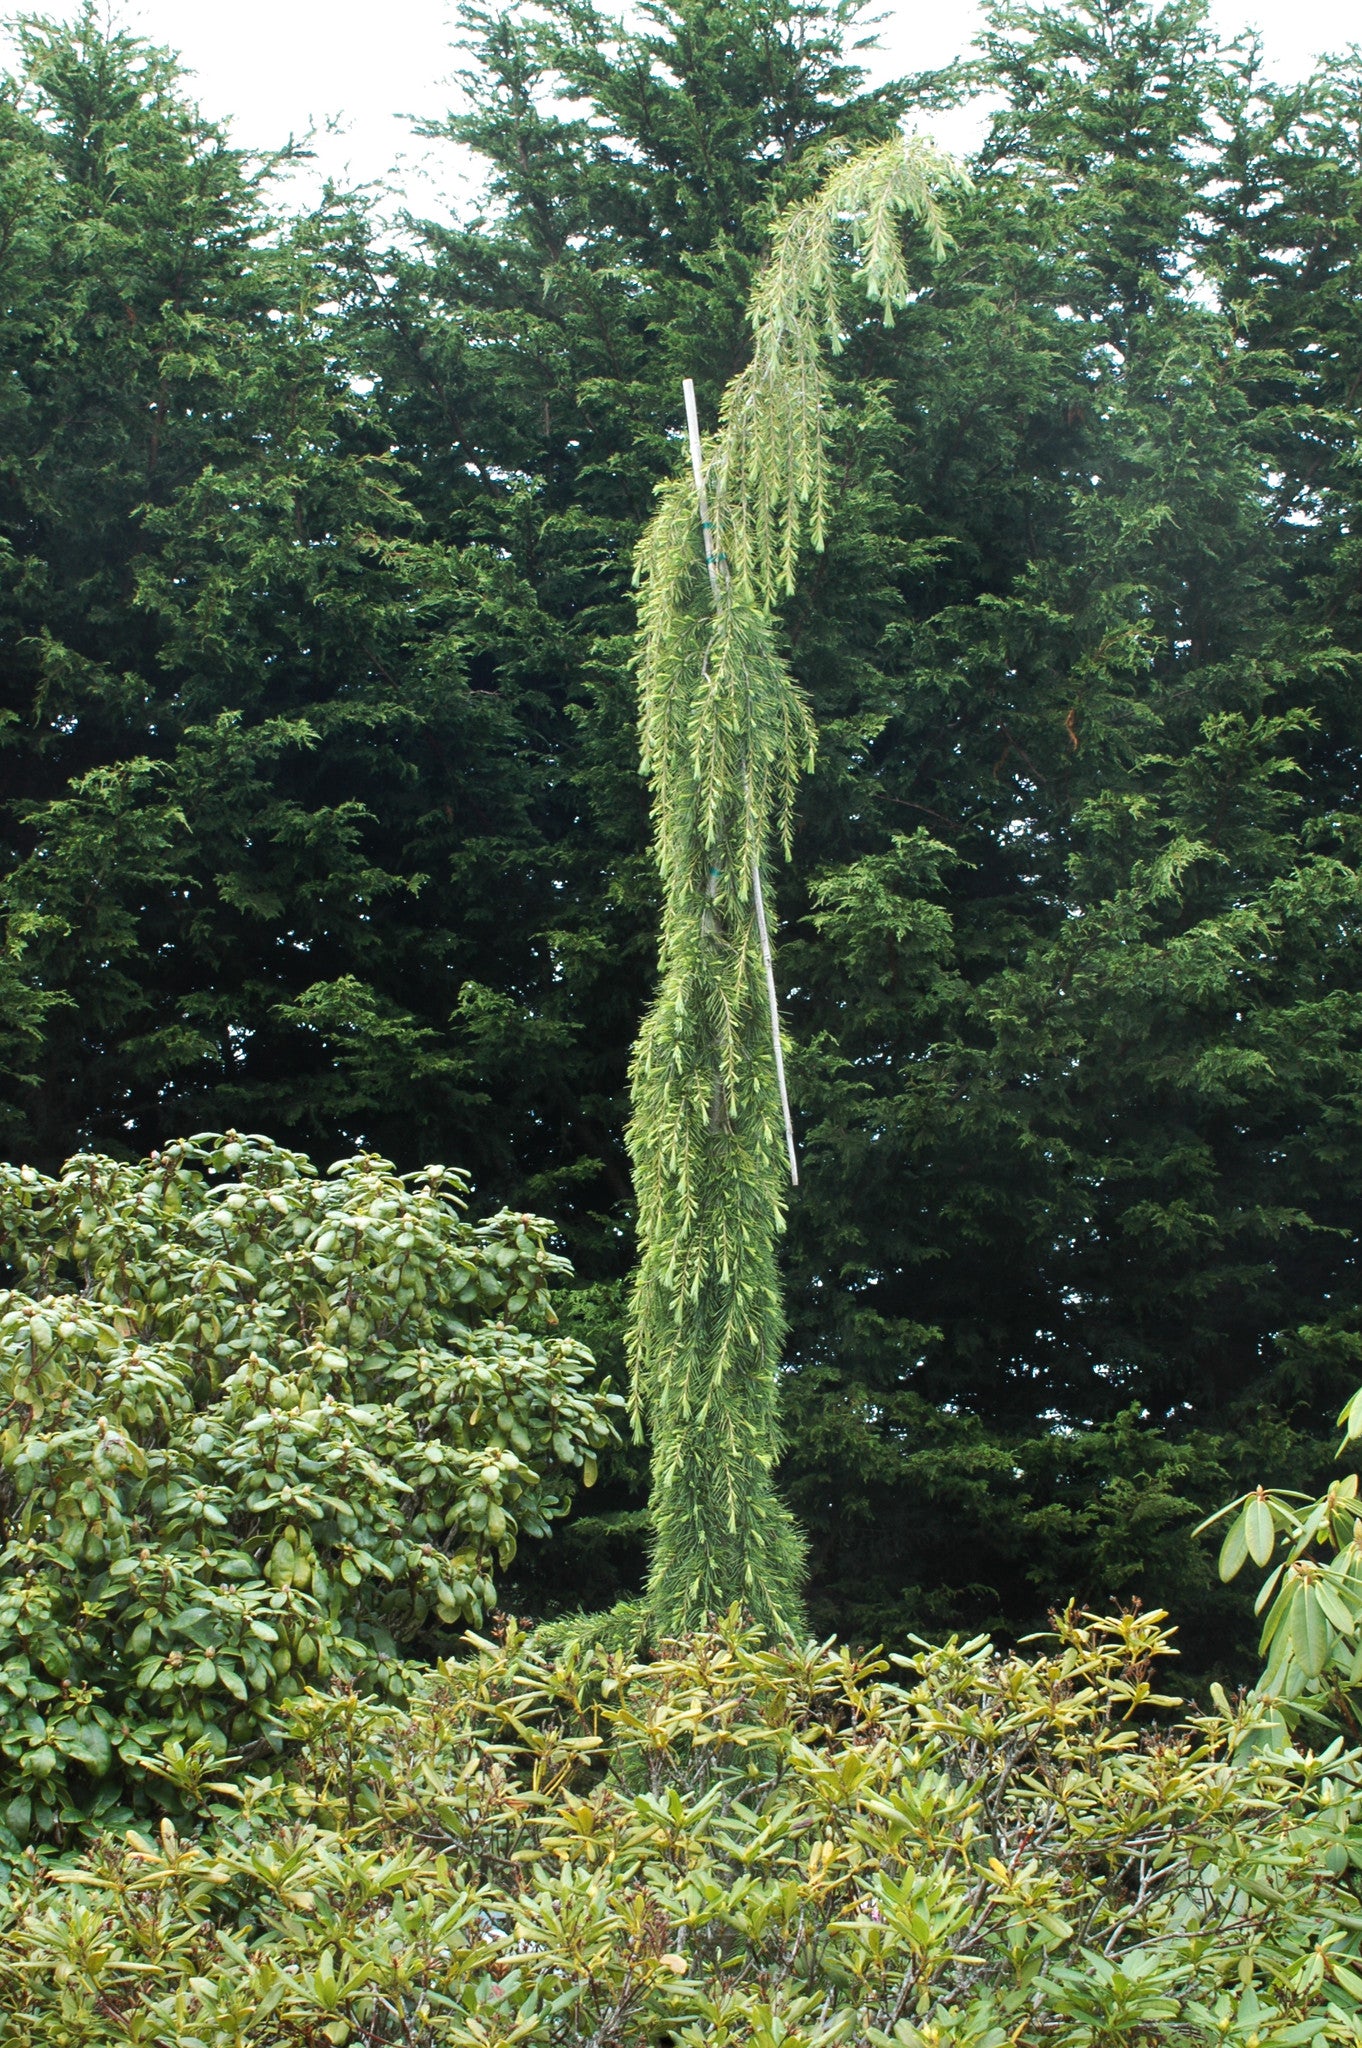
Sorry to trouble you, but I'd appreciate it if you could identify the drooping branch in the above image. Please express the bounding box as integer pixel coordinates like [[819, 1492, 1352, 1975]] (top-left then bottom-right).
[[713, 132, 962, 600], [628, 131, 968, 1639]]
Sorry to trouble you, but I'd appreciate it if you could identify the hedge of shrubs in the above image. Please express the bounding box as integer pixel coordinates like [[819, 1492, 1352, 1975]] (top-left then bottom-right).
[[3, 1609, 1361, 2046]]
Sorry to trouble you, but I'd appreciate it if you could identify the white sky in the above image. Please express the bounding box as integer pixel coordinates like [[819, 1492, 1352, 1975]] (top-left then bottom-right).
[[13, 0, 1362, 208]]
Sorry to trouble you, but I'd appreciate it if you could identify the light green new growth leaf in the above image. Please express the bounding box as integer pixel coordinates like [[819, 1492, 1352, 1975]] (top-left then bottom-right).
[[1245, 1495, 1276, 1569]]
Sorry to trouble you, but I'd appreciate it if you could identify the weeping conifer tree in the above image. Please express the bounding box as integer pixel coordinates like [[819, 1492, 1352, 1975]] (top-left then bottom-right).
[[629, 135, 966, 1636]]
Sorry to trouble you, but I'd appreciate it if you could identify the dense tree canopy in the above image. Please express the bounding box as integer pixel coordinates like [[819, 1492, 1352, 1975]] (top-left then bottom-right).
[[776, 0, 1362, 1658], [3, 0, 1362, 1672]]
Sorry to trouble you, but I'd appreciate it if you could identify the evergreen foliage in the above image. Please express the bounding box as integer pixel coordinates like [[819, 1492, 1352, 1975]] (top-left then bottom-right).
[[0, 9, 490, 1174], [629, 138, 963, 1633], [4, 0, 1362, 1664], [0, 1134, 618, 1847], [1205, 1376, 1362, 1746], [771, 0, 1362, 1658], [317, 0, 906, 1260], [5, 1610, 1362, 2043]]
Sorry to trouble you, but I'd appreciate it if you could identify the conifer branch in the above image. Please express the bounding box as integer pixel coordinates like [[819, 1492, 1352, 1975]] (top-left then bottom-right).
[[628, 131, 966, 1638]]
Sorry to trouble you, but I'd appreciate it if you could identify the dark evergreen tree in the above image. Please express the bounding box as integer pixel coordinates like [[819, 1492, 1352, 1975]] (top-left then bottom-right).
[[6, 0, 1362, 1670], [0, 0, 906, 1618], [333, 0, 905, 1250], [771, 0, 1362, 1661], [0, 11, 492, 1171]]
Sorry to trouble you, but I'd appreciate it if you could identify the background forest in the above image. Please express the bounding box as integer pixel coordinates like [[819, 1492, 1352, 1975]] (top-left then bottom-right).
[[4, 0, 1362, 1681]]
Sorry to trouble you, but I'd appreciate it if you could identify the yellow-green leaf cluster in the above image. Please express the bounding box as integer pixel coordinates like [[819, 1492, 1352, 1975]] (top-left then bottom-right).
[[1203, 1411, 1362, 1739], [2, 1608, 1360, 2046], [0, 1135, 622, 1851]]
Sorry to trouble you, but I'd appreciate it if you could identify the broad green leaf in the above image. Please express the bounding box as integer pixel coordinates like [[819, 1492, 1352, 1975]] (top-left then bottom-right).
[[1245, 1497, 1276, 1569], [1218, 1511, 1248, 1582], [1254, 1563, 1285, 1617], [1290, 1585, 1330, 1678], [65, 1724, 112, 1776], [1315, 1579, 1357, 1637]]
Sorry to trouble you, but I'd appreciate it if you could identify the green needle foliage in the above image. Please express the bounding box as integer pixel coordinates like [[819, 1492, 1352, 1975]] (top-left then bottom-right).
[[629, 136, 965, 1636], [713, 134, 962, 600]]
